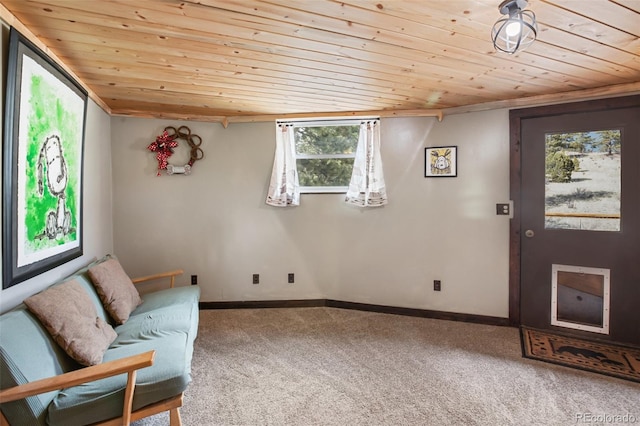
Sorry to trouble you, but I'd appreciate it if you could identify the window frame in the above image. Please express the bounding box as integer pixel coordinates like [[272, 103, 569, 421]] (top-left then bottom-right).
[[282, 118, 373, 194]]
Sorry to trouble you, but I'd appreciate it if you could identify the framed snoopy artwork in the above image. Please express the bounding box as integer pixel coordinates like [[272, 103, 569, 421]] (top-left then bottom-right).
[[3, 28, 87, 289], [425, 146, 457, 178]]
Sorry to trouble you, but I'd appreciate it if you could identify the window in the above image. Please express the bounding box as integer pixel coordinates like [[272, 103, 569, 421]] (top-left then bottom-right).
[[286, 119, 363, 193], [544, 129, 621, 231]]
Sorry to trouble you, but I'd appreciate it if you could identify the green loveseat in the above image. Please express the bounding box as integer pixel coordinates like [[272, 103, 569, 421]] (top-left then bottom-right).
[[0, 255, 200, 425]]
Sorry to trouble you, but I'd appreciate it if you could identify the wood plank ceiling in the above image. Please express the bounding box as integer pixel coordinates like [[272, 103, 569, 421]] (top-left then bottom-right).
[[2, 0, 640, 123]]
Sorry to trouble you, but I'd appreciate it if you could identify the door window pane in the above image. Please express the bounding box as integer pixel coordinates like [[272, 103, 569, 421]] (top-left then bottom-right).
[[544, 130, 621, 231]]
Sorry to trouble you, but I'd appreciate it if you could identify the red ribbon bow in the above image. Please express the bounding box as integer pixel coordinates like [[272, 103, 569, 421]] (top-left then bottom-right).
[[147, 131, 179, 176]]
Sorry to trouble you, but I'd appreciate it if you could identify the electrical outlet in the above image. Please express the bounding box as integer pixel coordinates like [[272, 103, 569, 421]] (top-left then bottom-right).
[[288, 273, 294, 283], [434, 280, 441, 291], [253, 274, 259, 284], [191, 275, 198, 285]]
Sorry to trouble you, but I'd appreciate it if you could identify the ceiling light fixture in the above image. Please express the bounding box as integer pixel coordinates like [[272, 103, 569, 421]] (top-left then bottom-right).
[[491, 0, 538, 54]]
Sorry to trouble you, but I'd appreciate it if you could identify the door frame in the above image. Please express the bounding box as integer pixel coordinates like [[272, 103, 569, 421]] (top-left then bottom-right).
[[508, 95, 640, 327]]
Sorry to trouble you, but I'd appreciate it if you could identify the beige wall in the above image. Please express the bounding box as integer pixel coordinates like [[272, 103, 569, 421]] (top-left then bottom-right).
[[111, 109, 510, 318]]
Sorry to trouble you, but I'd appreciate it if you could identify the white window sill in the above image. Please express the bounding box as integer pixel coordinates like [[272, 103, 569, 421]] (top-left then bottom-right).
[[299, 186, 348, 194]]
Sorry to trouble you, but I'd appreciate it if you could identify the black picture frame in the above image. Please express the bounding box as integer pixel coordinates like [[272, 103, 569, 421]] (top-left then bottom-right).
[[425, 146, 458, 177], [3, 28, 87, 289]]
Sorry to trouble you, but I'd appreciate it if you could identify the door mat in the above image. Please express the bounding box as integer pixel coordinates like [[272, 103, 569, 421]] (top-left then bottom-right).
[[520, 327, 640, 383]]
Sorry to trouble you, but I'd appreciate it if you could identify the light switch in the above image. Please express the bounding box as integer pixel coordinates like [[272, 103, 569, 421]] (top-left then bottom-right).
[[496, 203, 510, 215]]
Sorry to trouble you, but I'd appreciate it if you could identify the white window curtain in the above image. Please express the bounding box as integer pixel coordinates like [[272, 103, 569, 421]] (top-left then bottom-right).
[[345, 120, 388, 207], [266, 123, 300, 207]]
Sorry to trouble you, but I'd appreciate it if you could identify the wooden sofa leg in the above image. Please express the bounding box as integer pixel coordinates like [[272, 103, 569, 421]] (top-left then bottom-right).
[[169, 407, 182, 426]]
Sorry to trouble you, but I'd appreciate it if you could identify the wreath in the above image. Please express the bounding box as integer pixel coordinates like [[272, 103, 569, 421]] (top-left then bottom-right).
[[147, 126, 203, 176]]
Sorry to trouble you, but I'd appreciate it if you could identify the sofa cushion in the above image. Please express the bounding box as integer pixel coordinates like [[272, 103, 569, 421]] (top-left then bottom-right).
[[113, 296, 200, 346], [60, 255, 117, 323], [131, 285, 201, 317], [88, 258, 142, 324], [24, 280, 117, 366]]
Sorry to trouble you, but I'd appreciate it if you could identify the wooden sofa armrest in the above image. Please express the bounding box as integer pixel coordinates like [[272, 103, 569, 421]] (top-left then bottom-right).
[[132, 269, 184, 288], [0, 351, 155, 425]]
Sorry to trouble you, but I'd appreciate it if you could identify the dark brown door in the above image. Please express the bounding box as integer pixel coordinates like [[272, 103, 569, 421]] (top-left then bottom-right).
[[517, 99, 640, 346]]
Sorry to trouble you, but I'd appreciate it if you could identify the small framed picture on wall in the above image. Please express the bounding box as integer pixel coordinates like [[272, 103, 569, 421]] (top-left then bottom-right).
[[425, 146, 457, 177]]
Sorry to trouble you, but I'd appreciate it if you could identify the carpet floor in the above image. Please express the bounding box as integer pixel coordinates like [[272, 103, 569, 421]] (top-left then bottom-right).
[[134, 308, 640, 425]]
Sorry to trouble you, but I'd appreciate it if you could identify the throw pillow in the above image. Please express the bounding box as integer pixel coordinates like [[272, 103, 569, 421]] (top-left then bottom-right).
[[88, 258, 142, 324], [25, 279, 117, 366]]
